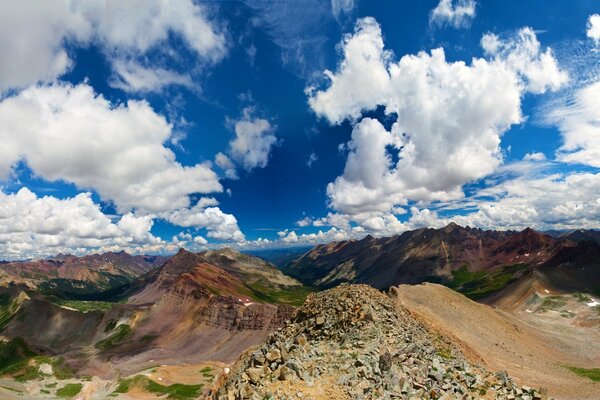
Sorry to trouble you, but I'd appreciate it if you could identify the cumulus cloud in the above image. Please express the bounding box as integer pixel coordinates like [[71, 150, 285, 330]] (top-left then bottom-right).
[[0, 83, 222, 214], [481, 28, 568, 94], [308, 18, 566, 227], [523, 152, 546, 161], [215, 152, 239, 180], [304, 17, 569, 237], [0, 188, 166, 260], [548, 81, 600, 167], [228, 108, 278, 171], [109, 60, 195, 93], [588, 14, 600, 46], [430, 0, 476, 29], [165, 200, 245, 242], [0, 0, 225, 93]]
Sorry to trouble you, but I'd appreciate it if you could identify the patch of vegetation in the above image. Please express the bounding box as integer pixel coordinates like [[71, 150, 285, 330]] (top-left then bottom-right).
[[114, 375, 203, 399], [50, 357, 75, 380], [448, 264, 529, 300], [56, 383, 83, 398], [200, 366, 213, 378], [573, 293, 592, 303], [538, 295, 567, 312], [104, 319, 118, 333], [560, 310, 575, 318], [567, 366, 600, 382], [140, 333, 158, 342], [0, 337, 39, 381], [51, 298, 117, 312], [0, 384, 22, 393], [248, 282, 313, 306], [0, 293, 22, 331], [437, 348, 453, 360], [95, 324, 132, 350], [593, 305, 600, 315]]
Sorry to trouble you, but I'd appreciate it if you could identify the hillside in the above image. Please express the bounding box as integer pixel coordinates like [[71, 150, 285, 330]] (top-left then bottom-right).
[[284, 224, 600, 298], [0, 248, 310, 399], [0, 251, 167, 297], [392, 283, 600, 399], [210, 284, 548, 399]]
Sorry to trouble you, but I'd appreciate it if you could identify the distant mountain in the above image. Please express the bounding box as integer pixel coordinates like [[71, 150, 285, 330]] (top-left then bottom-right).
[[284, 223, 600, 298], [243, 246, 313, 268], [0, 251, 168, 297]]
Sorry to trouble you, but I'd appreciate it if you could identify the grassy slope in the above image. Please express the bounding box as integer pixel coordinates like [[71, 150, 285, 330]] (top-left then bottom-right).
[[114, 375, 203, 399], [448, 264, 529, 300]]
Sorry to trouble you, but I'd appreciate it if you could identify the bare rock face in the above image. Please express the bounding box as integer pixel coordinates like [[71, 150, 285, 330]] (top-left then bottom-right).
[[196, 297, 295, 331], [210, 284, 549, 400]]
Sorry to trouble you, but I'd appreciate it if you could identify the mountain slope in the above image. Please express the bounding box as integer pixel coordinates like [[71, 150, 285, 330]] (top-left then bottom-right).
[[284, 224, 600, 298], [210, 284, 549, 399], [0, 247, 309, 387], [393, 283, 600, 399], [0, 251, 167, 297]]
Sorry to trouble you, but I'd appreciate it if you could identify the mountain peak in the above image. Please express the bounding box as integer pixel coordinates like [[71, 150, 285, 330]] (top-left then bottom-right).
[[443, 222, 461, 233]]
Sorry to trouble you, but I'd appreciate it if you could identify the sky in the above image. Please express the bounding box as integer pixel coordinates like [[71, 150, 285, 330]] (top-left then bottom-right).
[[0, 0, 599, 259]]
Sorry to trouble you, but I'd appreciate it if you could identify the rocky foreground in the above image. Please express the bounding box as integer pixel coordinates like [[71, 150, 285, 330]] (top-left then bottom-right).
[[210, 284, 548, 400]]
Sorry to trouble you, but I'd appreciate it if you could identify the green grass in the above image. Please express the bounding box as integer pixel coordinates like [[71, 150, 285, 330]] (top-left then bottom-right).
[[0, 337, 41, 381], [0, 338, 74, 382], [50, 298, 117, 312], [248, 282, 313, 306], [448, 264, 528, 300], [140, 333, 158, 342], [200, 366, 213, 378], [56, 383, 83, 398], [95, 324, 132, 350], [538, 295, 567, 311], [573, 293, 592, 303], [114, 375, 203, 399], [567, 366, 600, 381], [0, 293, 23, 331]]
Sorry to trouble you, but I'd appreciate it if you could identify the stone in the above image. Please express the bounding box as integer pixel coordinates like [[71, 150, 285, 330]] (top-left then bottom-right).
[[266, 349, 281, 362], [379, 350, 393, 372]]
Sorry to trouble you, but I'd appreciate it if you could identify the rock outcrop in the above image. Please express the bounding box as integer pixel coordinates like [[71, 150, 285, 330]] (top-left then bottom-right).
[[210, 284, 548, 400]]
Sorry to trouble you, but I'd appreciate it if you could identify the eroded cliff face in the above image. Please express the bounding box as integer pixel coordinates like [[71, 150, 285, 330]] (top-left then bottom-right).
[[196, 297, 294, 331]]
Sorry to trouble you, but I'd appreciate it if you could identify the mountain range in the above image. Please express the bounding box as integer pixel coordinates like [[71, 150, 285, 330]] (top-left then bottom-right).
[[0, 224, 599, 399], [284, 223, 600, 299]]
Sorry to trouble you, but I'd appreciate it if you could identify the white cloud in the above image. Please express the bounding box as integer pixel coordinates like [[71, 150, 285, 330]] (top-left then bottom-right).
[[523, 152, 546, 161], [548, 81, 600, 167], [430, 0, 476, 29], [296, 216, 313, 227], [215, 152, 239, 180], [306, 152, 318, 167], [481, 28, 568, 94], [331, 0, 355, 20], [308, 18, 567, 227], [0, 83, 222, 214], [228, 108, 278, 171], [165, 201, 245, 243], [109, 60, 194, 93], [0, 0, 225, 93], [0, 188, 167, 260], [587, 14, 600, 46]]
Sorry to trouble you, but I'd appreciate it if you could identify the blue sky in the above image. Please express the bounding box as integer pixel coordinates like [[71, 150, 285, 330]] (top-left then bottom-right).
[[0, 0, 599, 259]]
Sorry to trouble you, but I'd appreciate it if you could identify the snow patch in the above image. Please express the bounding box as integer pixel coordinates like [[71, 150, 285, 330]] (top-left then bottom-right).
[[587, 298, 600, 307]]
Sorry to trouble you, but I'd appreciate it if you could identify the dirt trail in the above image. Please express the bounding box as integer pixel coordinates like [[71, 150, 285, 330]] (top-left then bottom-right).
[[393, 283, 600, 400]]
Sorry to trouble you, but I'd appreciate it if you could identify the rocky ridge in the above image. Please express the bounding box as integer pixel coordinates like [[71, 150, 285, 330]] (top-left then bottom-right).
[[210, 284, 549, 400]]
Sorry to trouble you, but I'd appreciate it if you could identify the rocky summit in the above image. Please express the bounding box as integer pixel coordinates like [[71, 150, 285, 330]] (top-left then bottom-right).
[[210, 284, 548, 400]]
